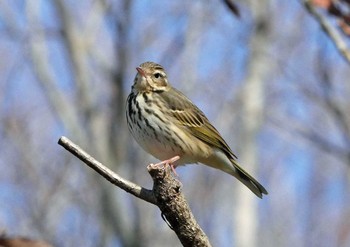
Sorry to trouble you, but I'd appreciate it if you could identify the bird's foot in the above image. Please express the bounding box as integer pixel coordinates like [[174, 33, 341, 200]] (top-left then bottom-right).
[[150, 156, 180, 176]]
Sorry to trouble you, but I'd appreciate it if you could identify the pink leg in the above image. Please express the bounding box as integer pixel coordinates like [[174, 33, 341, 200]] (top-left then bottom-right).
[[150, 156, 180, 175]]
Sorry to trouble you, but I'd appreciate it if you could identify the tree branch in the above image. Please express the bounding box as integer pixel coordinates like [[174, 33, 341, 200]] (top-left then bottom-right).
[[58, 136, 212, 247], [304, 0, 350, 65], [58, 136, 155, 204]]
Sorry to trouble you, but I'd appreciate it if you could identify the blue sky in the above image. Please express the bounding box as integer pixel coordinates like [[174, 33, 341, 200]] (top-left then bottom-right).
[[1, 1, 350, 246]]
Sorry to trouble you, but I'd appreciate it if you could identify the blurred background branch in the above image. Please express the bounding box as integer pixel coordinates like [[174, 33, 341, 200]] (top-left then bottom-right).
[[304, 0, 350, 64]]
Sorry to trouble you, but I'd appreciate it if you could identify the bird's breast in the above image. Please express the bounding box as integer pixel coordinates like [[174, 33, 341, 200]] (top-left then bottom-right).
[[126, 92, 212, 165]]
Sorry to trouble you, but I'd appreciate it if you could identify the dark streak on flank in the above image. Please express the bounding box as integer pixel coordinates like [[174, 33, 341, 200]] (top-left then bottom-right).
[[162, 126, 184, 152], [171, 129, 187, 152], [127, 93, 135, 117], [144, 117, 159, 142], [134, 97, 142, 121], [136, 121, 142, 130], [144, 107, 166, 124]]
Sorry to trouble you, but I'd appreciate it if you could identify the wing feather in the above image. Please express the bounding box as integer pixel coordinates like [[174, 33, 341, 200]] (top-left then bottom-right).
[[160, 88, 238, 159]]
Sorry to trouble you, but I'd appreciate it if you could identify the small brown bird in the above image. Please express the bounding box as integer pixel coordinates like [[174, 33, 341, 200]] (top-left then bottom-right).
[[126, 62, 268, 198]]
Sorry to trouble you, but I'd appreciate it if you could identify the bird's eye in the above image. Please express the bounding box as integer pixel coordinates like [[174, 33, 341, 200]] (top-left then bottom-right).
[[154, 73, 161, 79]]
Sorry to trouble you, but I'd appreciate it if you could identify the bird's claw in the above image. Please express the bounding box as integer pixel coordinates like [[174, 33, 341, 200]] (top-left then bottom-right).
[[150, 156, 180, 176]]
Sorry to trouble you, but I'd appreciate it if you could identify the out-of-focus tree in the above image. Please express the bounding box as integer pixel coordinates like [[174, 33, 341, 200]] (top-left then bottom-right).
[[233, 1, 272, 247], [0, 0, 350, 247], [305, 0, 350, 63]]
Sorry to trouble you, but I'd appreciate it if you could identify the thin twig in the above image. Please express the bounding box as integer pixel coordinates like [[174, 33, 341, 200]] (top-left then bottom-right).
[[304, 0, 350, 65], [58, 136, 156, 204], [223, 0, 240, 17]]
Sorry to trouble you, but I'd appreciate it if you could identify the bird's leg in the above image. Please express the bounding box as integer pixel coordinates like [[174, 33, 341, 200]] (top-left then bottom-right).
[[150, 156, 180, 175]]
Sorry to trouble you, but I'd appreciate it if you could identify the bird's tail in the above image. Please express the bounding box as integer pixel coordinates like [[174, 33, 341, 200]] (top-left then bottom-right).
[[229, 159, 268, 198]]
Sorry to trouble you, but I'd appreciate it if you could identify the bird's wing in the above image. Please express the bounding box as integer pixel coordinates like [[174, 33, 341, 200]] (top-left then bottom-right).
[[160, 88, 238, 159]]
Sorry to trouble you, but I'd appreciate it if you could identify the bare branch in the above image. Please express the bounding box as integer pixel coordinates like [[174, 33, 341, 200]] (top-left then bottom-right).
[[58, 136, 155, 204], [147, 164, 212, 247], [58, 136, 212, 247], [304, 0, 350, 65], [223, 0, 240, 17]]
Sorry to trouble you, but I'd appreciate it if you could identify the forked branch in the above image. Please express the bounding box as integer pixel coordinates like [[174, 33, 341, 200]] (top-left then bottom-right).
[[58, 136, 211, 247]]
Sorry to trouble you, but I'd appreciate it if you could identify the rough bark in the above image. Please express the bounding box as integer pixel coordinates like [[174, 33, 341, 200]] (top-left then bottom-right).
[[58, 136, 212, 247]]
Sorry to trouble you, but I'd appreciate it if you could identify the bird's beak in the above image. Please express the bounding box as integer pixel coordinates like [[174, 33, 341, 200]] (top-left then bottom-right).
[[136, 67, 146, 77]]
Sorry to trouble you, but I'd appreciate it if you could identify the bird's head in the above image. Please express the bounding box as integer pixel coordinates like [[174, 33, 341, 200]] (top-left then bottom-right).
[[132, 61, 170, 93]]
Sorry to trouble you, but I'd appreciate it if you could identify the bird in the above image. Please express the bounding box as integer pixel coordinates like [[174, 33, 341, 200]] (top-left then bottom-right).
[[126, 61, 268, 198]]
